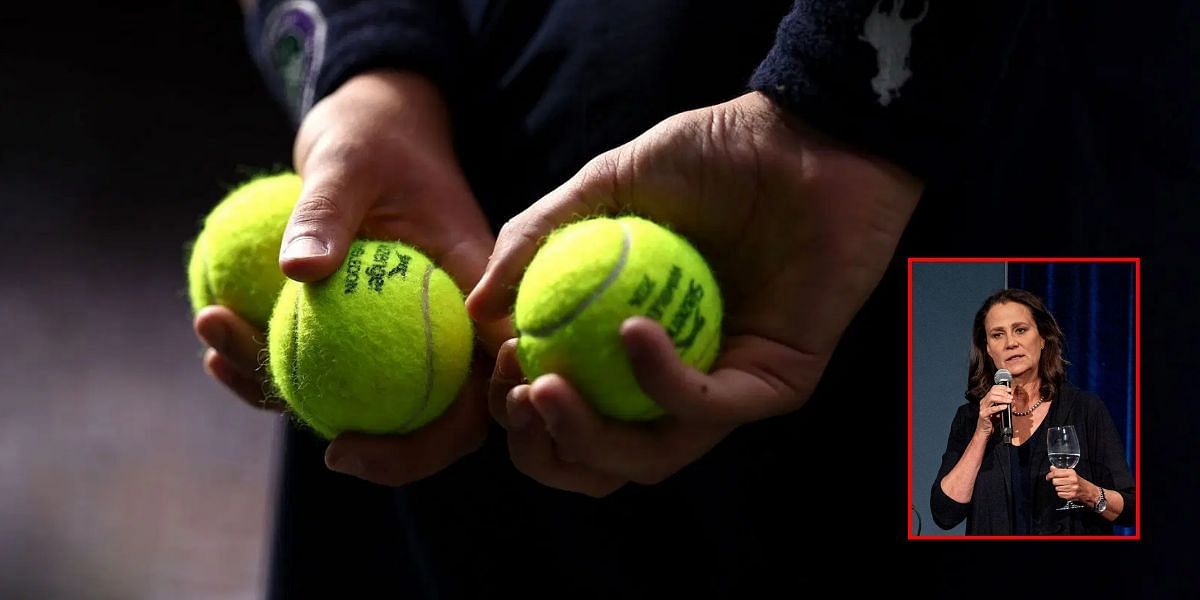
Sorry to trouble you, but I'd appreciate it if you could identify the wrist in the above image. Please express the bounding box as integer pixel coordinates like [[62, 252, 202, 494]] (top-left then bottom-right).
[[337, 69, 449, 125], [296, 68, 457, 173], [972, 428, 992, 444]]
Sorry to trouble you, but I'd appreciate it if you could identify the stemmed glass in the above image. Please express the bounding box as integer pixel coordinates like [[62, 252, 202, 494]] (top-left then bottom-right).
[[1047, 425, 1084, 510]]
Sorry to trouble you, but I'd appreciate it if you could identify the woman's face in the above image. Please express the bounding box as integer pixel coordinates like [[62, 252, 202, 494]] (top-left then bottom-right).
[[984, 301, 1045, 379]]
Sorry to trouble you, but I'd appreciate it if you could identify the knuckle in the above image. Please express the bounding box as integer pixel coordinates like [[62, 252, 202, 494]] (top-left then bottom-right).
[[292, 193, 343, 226], [313, 138, 375, 172], [496, 217, 520, 239]]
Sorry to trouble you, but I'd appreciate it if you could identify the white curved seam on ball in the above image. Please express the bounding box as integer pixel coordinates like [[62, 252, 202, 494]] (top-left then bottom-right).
[[288, 291, 333, 436], [522, 221, 632, 338], [401, 262, 436, 429]]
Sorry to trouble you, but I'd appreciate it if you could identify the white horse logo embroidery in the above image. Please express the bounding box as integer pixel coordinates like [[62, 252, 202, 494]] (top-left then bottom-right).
[[860, 0, 928, 107]]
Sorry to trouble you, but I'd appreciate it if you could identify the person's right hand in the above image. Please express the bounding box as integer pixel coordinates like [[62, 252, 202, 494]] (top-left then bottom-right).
[[194, 69, 498, 486], [976, 384, 1013, 437]]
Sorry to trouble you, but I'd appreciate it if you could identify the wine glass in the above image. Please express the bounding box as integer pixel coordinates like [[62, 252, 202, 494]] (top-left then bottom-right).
[[1047, 425, 1084, 510]]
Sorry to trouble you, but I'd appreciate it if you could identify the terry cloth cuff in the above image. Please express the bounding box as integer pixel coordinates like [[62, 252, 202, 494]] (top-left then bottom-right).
[[246, 0, 466, 124], [751, 0, 1033, 183]]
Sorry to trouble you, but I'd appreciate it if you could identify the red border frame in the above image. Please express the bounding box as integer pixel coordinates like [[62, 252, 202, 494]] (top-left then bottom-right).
[[906, 257, 1141, 541]]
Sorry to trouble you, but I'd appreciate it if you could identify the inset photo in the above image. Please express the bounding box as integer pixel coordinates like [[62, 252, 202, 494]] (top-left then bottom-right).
[[908, 258, 1139, 540]]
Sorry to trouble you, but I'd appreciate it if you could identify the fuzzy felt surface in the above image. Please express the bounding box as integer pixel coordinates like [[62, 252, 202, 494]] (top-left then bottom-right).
[[268, 240, 472, 439], [515, 216, 722, 421], [186, 172, 302, 327]]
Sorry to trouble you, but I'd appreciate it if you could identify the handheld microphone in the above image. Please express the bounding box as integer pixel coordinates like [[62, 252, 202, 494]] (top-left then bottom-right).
[[994, 368, 1013, 445]]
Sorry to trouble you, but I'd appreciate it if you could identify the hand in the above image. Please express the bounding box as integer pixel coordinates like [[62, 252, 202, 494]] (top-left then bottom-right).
[[195, 70, 496, 486], [976, 384, 1013, 437], [469, 91, 923, 496], [1046, 467, 1095, 503]]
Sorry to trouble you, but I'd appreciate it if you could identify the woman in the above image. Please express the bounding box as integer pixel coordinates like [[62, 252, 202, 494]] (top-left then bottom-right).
[[931, 288, 1136, 535]]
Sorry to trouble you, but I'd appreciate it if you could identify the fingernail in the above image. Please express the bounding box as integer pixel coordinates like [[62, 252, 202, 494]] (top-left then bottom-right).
[[328, 453, 365, 477], [282, 236, 329, 261], [496, 344, 521, 381]]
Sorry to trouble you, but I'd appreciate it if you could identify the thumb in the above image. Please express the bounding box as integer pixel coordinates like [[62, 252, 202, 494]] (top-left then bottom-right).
[[279, 147, 378, 282]]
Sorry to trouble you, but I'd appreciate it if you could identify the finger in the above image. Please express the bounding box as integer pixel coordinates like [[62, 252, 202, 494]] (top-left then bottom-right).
[[466, 153, 622, 324], [203, 348, 284, 411], [194, 305, 269, 375], [620, 316, 719, 420], [430, 235, 514, 356], [323, 368, 490, 486], [488, 339, 524, 429], [281, 144, 379, 282], [984, 404, 1009, 417], [624, 319, 823, 424], [505, 384, 627, 497], [526, 374, 730, 486]]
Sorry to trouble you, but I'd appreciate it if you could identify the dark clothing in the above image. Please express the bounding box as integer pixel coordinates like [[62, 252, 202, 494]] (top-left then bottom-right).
[[1010, 441, 1034, 535], [751, 2, 1033, 183], [931, 384, 1136, 535], [238, 0, 1194, 595]]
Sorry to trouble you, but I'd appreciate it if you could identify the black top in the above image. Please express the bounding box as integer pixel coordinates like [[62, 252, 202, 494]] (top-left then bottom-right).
[[1010, 441, 1034, 535], [931, 383, 1136, 535]]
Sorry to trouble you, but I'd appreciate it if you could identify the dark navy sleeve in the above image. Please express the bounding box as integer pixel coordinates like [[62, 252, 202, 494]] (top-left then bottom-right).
[[929, 402, 975, 530], [1084, 393, 1136, 527], [245, 0, 467, 123], [750, 1, 1033, 182]]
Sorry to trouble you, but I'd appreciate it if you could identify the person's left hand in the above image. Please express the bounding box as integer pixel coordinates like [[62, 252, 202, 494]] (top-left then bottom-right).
[[470, 91, 923, 496], [1046, 467, 1095, 503]]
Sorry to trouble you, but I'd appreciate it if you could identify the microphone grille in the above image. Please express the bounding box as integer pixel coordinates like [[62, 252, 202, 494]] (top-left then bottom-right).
[[994, 369, 1013, 385]]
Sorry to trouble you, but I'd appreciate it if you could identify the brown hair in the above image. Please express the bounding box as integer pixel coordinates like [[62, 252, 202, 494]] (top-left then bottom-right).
[[965, 288, 1067, 403]]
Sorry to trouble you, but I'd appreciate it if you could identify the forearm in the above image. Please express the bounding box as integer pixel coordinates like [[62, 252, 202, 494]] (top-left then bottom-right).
[[938, 431, 989, 503], [1080, 480, 1127, 523]]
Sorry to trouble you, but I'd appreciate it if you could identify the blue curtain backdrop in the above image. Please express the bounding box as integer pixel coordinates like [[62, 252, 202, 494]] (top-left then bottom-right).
[[1009, 262, 1136, 536]]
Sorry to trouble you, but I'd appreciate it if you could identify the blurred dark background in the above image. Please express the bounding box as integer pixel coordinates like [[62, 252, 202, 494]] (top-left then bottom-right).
[[1, 3, 292, 597]]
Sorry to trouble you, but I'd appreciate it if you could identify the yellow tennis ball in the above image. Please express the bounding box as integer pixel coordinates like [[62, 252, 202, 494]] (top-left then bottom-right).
[[268, 240, 474, 439], [187, 172, 301, 327], [515, 216, 722, 421]]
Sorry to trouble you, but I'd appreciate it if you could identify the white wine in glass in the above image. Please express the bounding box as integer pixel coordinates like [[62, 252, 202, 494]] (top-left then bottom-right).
[[1047, 425, 1085, 510]]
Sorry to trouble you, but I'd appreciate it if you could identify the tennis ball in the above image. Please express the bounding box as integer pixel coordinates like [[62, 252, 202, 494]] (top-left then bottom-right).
[[268, 239, 473, 439], [187, 172, 301, 327], [515, 216, 722, 421]]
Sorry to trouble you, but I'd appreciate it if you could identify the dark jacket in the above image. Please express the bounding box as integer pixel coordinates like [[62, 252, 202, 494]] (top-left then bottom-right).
[[931, 383, 1135, 534]]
